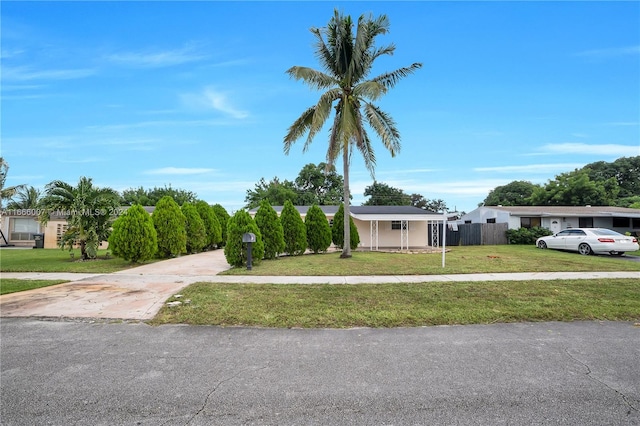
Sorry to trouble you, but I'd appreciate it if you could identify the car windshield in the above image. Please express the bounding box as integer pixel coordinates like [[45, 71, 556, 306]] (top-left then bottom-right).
[[591, 229, 622, 236]]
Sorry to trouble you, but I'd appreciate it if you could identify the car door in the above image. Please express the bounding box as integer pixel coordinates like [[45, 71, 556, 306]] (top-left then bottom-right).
[[563, 229, 587, 251], [547, 230, 571, 249]]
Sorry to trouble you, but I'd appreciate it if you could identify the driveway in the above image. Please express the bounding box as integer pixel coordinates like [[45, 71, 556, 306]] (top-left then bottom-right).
[[0, 250, 233, 320]]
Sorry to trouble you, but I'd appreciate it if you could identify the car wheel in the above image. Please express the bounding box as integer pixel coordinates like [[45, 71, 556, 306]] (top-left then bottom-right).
[[537, 241, 547, 249], [578, 243, 592, 255]]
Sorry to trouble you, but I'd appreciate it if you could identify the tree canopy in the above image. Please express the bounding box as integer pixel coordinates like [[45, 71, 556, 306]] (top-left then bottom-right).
[[363, 181, 411, 206], [121, 185, 197, 206]]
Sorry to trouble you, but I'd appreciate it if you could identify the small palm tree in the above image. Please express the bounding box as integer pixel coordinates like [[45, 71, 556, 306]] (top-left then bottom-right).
[[7, 186, 42, 210], [283, 10, 421, 258], [0, 157, 26, 208], [40, 177, 121, 260]]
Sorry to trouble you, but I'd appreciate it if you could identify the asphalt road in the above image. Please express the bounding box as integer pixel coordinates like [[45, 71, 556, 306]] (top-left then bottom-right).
[[1, 318, 638, 425]]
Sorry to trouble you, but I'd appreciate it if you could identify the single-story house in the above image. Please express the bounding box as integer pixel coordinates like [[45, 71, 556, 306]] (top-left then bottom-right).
[[249, 205, 447, 250], [1, 210, 69, 249], [461, 206, 640, 235]]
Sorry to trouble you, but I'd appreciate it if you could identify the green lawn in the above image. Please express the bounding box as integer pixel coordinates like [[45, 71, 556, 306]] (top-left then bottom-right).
[[149, 278, 640, 328], [221, 245, 640, 275], [0, 248, 155, 273], [0, 279, 69, 295]]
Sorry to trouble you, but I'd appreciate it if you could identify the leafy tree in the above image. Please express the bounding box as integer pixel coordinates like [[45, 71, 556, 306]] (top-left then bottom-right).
[[254, 200, 285, 260], [40, 177, 121, 260], [195, 201, 222, 250], [7, 186, 41, 209], [212, 204, 230, 247], [181, 202, 207, 254], [152, 196, 187, 258], [280, 200, 307, 256], [331, 203, 360, 250], [482, 181, 539, 206], [530, 170, 619, 206], [305, 204, 332, 253], [583, 156, 639, 199], [295, 162, 344, 205], [108, 204, 157, 263], [363, 181, 411, 206], [121, 185, 197, 206], [0, 157, 25, 208], [244, 177, 298, 209], [284, 10, 421, 258], [224, 210, 265, 267]]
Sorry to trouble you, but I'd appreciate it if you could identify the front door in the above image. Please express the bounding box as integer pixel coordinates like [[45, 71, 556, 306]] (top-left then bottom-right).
[[550, 219, 562, 234]]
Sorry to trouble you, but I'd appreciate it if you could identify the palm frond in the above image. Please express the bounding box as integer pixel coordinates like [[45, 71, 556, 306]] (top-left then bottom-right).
[[286, 66, 336, 91], [306, 88, 341, 150], [362, 103, 401, 156], [283, 106, 316, 155], [372, 63, 423, 89], [353, 80, 387, 101]]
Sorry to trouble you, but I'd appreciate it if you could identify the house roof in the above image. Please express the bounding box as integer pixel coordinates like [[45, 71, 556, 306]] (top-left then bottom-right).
[[249, 205, 445, 221], [480, 205, 640, 218]]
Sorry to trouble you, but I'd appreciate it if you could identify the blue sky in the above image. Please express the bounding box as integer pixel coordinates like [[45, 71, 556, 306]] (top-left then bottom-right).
[[2, 1, 639, 214]]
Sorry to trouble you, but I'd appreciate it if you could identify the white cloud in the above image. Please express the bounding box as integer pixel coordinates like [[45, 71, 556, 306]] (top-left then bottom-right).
[[105, 45, 207, 68], [180, 87, 249, 119], [143, 167, 216, 175], [2, 66, 95, 81], [538, 143, 640, 156], [576, 45, 640, 58], [474, 163, 583, 173]]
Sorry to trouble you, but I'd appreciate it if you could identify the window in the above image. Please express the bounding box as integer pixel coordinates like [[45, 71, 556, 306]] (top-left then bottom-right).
[[579, 217, 593, 228], [633, 218, 640, 229], [612, 217, 629, 228], [391, 221, 402, 230], [520, 217, 541, 228], [10, 218, 39, 241], [486, 218, 496, 224]]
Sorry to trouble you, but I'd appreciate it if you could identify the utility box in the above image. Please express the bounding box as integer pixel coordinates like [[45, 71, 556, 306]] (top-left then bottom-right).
[[242, 233, 256, 243], [33, 233, 45, 249]]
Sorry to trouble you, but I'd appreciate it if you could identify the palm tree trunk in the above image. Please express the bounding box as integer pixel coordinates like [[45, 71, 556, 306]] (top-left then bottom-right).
[[341, 143, 352, 258]]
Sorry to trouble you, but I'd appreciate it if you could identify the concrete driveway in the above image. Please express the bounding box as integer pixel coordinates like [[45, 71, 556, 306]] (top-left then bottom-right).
[[0, 250, 233, 320]]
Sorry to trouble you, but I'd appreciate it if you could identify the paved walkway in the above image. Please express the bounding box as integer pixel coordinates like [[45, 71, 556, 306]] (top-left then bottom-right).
[[1, 250, 639, 320]]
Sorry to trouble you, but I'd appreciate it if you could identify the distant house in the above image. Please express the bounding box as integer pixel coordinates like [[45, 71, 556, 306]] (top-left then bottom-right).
[[461, 206, 640, 234], [249, 205, 447, 250], [1, 210, 70, 249]]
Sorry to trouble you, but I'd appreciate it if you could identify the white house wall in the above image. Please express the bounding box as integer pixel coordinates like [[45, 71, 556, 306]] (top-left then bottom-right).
[[352, 219, 429, 249]]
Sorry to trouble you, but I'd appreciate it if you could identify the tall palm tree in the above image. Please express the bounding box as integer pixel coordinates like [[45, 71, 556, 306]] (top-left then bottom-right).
[[40, 177, 121, 260], [283, 10, 421, 258]]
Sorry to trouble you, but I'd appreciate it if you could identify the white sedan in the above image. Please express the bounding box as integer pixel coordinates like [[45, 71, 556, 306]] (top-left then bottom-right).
[[536, 228, 639, 256]]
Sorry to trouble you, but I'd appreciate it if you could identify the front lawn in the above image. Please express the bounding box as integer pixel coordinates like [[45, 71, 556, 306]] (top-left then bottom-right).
[[0, 248, 152, 273], [220, 245, 640, 276], [149, 278, 640, 328]]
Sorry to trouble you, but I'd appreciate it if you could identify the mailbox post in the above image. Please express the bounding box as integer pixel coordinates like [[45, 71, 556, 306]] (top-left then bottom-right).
[[242, 233, 256, 270]]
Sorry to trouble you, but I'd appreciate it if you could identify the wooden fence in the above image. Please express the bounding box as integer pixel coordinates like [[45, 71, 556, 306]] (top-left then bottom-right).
[[429, 223, 509, 246]]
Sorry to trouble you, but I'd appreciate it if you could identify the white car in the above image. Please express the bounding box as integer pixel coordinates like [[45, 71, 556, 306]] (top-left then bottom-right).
[[536, 228, 639, 256]]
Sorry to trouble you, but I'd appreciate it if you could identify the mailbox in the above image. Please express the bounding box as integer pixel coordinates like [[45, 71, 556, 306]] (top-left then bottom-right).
[[242, 233, 256, 243]]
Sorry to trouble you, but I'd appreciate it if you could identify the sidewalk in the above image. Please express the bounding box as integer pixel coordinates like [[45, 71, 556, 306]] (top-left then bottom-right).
[[2, 250, 639, 320]]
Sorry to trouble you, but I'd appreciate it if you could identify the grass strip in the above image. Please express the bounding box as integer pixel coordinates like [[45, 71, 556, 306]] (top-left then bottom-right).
[[149, 278, 640, 328], [220, 246, 640, 276], [0, 279, 69, 295]]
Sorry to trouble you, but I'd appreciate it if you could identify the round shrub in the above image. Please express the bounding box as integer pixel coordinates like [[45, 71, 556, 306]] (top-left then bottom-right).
[[255, 200, 285, 259], [305, 204, 332, 253], [224, 210, 265, 267], [108, 204, 157, 263], [280, 200, 307, 256], [153, 196, 187, 258]]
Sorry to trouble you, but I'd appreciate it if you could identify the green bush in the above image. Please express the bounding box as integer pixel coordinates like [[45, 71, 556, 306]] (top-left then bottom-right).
[[212, 204, 230, 247], [108, 204, 157, 263], [305, 204, 332, 253], [224, 210, 265, 267], [280, 200, 307, 256], [153, 196, 187, 258], [195, 201, 222, 250], [182, 202, 207, 254], [331, 203, 360, 250], [506, 226, 553, 245], [255, 200, 285, 259]]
